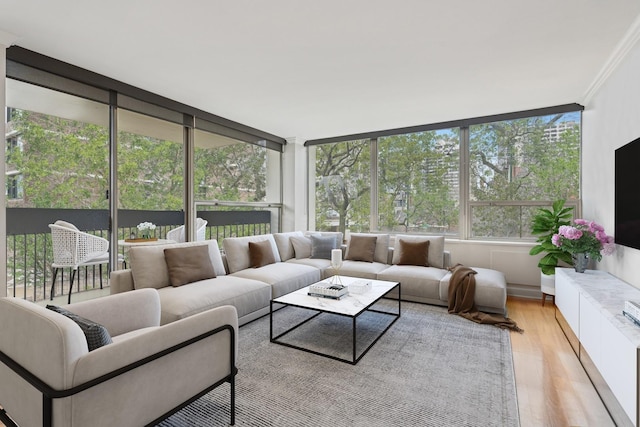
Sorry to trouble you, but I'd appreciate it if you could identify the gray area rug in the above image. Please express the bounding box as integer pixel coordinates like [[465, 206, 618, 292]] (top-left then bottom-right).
[[158, 301, 519, 427]]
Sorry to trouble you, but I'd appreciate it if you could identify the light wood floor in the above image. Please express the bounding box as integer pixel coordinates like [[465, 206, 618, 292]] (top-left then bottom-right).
[[507, 296, 614, 427]]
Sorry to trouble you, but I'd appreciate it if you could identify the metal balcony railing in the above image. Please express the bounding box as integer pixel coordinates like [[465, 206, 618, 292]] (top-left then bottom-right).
[[6, 208, 274, 302]]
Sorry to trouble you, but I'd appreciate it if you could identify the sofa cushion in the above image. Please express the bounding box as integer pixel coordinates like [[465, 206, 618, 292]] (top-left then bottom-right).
[[231, 262, 321, 298], [338, 261, 389, 280], [249, 240, 276, 268], [345, 234, 377, 262], [156, 276, 272, 325], [46, 305, 112, 351], [377, 265, 448, 301], [392, 235, 445, 269], [397, 239, 430, 267], [290, 236, 312, 259], [310, 234, 340, 259], [129, 240, 226, 290], [164, 245, 216, 287], [273, 231, 305, 261], [223, 234, 282, 274]]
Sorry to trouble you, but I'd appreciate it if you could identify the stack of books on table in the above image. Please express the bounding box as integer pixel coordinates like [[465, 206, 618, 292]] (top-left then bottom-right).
[[308, 282, 348, 299], [623, 300, 640, 327]]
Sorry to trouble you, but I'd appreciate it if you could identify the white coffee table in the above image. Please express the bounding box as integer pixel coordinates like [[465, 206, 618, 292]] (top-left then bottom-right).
[[270, 276, 401, 364]]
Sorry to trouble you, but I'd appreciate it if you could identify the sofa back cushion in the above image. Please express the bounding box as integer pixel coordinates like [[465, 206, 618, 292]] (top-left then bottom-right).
[[391, 235, 445, 269], [346, 233, 389, 264], [223, 234, 282, 274], [129, 240, 226, 290], [273, 231, 305, 261]]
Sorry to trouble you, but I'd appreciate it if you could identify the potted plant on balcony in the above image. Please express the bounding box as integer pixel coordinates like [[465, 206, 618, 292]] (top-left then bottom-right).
[[529, 199, 574, 302]]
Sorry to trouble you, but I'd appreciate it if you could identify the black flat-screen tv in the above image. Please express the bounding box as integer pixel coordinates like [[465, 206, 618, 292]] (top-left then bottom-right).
[[615, 137, 640, 250]]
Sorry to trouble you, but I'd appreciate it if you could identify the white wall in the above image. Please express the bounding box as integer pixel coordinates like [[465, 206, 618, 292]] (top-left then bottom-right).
[[582, 21, 640, 289]]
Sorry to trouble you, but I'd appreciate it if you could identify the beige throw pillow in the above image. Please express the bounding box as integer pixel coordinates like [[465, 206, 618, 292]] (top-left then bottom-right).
[[164, 245, 216, 287], [345, 235, 377, 262], [249, 240, 276, 268], [290, 236, 312, 259], [397, 239, 430, 266]]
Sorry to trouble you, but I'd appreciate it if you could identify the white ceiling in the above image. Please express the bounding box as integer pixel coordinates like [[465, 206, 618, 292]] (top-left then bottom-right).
[[1, 0, 640, 141]]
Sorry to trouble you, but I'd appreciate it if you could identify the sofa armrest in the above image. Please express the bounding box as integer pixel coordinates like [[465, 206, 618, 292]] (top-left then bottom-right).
[[72, 304, 238, 385], [110, 269, 135, 294], [67, 288, 161, 336]]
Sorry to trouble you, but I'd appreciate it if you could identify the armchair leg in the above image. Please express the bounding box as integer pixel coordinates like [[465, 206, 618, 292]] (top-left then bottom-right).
[[99, 264, 104, 289], [230, 375, 235, 425], [68, 269, 77, 305], [50, 268, 59, 301]]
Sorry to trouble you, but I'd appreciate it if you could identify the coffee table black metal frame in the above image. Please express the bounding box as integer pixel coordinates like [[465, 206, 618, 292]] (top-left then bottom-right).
[[270, 281, 401, 365]]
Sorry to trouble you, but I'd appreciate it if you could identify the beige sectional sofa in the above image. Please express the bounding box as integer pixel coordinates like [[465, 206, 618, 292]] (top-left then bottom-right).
[[109, 231, 508, 328]]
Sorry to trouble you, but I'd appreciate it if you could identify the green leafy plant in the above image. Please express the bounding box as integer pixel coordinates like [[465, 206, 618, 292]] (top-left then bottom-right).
[[529, 199, 574, 275]]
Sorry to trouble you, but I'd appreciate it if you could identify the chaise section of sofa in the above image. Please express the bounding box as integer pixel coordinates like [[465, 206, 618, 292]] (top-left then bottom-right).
[[110, 240, 271, 325]]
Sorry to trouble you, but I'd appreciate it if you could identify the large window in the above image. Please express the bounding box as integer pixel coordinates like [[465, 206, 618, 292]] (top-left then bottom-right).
[[378, 129, 459, 234], [117, 109, 184, 210], [314, 139, 371, 232], [194, 129, 278, 203], [5, 80, 110, 209], [310, 109, 581, 240], [469, 113, 580, 238]]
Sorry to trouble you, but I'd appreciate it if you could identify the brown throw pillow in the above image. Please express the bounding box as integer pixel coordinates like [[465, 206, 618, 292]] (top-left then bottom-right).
[[164, 245, 216, 287], [397, 239, 430, 267], [346, 235, 377, 262], [249, 240, 276, 268]]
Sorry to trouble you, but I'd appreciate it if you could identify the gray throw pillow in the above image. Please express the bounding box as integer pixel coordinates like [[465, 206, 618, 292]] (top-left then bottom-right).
[[310, 234, 339, 259], [46, 305, 113, 351]]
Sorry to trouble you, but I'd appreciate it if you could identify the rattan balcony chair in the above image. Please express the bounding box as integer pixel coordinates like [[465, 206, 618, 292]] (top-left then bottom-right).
[[48, 220, 124, 304], [166, 217, 208, 243]]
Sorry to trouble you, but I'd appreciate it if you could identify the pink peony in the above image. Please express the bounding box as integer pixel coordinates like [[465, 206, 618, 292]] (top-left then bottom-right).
[[560, 226, 583, 240], [551, 233, 561, 246], [601, 242, 616, 256]]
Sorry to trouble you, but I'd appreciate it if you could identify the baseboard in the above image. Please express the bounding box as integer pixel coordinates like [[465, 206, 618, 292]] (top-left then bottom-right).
[[506, 283, 541, 299]]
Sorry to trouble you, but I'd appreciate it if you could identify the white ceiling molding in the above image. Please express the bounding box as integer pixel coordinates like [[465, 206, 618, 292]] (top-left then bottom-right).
[[0, 29, 19, 47], [582, 15, 640, 105]]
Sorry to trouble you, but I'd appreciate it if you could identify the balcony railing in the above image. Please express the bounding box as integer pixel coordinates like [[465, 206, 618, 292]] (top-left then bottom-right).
[[6, 208, 274, 302]]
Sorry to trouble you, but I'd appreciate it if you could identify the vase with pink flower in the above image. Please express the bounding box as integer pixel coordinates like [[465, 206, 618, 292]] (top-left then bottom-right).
[[551, 219, 615, 273]]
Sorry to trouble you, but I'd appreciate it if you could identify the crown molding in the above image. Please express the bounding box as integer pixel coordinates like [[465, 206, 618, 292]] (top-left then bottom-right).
[[582, 15, 640, 105], [0, 29, 19, 47]]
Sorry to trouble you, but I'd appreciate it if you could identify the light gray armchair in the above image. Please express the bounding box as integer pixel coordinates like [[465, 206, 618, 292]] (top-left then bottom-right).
[[0, 289, 237, 427]]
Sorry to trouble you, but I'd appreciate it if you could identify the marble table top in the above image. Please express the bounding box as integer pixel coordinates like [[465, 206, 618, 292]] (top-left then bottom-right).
[[273, 276, 399, 317]]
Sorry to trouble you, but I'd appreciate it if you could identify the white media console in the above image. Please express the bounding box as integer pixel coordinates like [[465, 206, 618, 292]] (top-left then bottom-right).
[[555, 268, 640, 427]]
